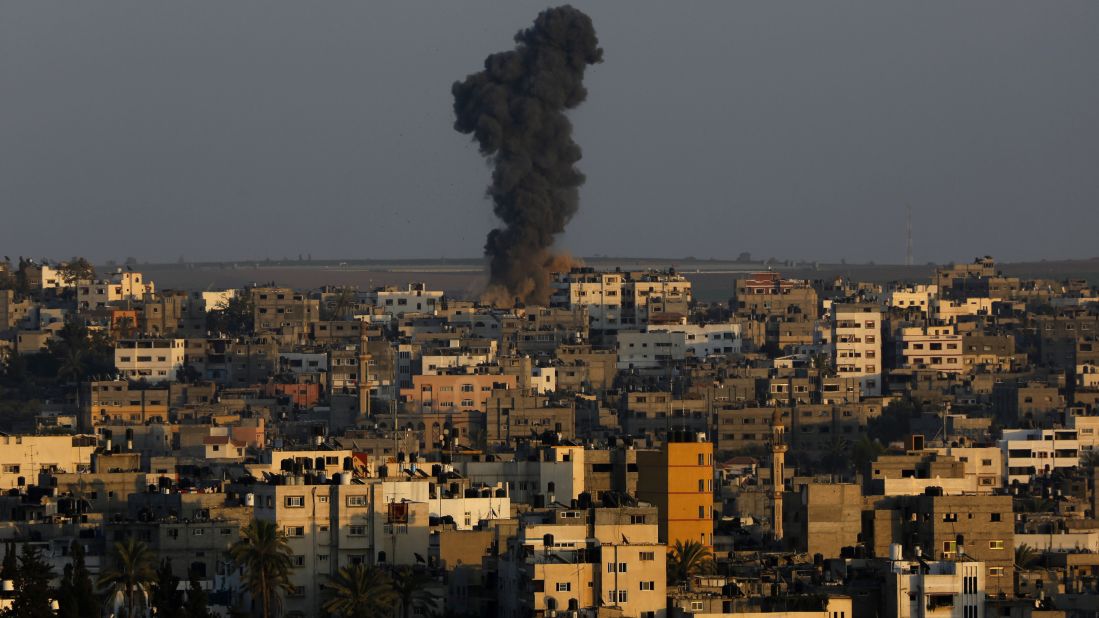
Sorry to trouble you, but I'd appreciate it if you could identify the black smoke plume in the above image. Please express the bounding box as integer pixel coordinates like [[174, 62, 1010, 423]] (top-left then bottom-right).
[[452, 5, 602, 305]]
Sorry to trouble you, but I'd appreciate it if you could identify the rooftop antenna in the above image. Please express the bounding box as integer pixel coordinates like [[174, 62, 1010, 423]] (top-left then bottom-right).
[[905, 204, 913, 267]]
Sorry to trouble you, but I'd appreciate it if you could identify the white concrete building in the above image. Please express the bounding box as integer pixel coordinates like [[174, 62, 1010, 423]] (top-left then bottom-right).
[[114, 338, 185, 382], [551, 268, 691, 332], [431, 485, 511, 530], [886, 554, 984, 618], [531, 365, 557, 394], [618, 323, 742, 370], [1068, 414, 1099, 452], [0, 434, 96, 489], [368, 283, 443, 316], [831, 303, 883, 397], [933, 298, 995, 324], [898, 325, 965, 373], [77, 271, 154, 309], [931, 446, 1004, 491], [999, 428, 1081, 486], [278, 352, 329, 376], [887, 284, 938, 314]]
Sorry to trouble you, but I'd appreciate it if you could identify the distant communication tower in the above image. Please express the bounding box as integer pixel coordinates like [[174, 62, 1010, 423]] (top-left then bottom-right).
[[905, 204, 913, 266]]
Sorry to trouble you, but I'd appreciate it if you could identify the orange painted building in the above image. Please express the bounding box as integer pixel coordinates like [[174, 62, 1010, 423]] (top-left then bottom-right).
[[402, 373, 517, 413], [636, 432, 715, 548]]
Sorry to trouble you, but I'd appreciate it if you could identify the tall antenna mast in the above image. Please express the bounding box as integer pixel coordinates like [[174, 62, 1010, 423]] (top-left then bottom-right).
[[905, 204, 913, 267]]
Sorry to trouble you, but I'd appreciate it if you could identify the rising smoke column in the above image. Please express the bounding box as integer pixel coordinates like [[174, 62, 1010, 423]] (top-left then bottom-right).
[[452, 5, 602, 305]]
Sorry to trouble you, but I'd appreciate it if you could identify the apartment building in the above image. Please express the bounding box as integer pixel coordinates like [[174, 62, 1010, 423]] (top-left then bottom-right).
[[498, 506, 667, 618], [886, 284, 938, 315], [637, 432, 714, 548], [831, 303, 882, 397], [733, 272, 819, 320], [250, 287, 320, 344], [485, 390, 575, 446], [77, 271, 154, 309], [885, 557, 985, 618], [551, 268, 691, 333], [368, 283, 443, 317], [83, 380, 171, 427], [897, 325, 965, 373], [0, 434, 96, 489], [999, 428, 1081, 485], [405, 373, 517, 414], [618, 323, 742, 371], [114, 338, 186, 382]]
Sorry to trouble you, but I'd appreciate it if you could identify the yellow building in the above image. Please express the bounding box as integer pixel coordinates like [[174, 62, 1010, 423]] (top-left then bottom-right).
[[0, 434, 97, 489], [637, 432, 714, 548]]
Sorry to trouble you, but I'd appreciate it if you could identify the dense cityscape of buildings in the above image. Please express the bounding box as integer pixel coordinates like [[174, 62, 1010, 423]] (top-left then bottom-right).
[[0, 255, 1098, 617]]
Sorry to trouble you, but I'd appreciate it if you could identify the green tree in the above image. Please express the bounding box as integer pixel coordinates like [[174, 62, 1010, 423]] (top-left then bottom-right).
[[667, 540, 714, 585], [1081, 449, 1099, 471], [7, 543, 57, 618], [57, 541, 97, 618], [183, 567, 214, 618], [98, 537, 157, 618], [207, 294, 255, 336], [229, 519, 295, 618], [820, 436, 853, 475], [1014, 544, 1040, 569], [321, 564, 396, 618], [0, 541, 17, 581], [44, 320, 115, 385], [57, 258, 95, 286], [322, 287, 359, 321], [150, 560, 184, 618], [391, 567, 439, 618], [851, 435, 885, 477], [868, 398, 919, 445]]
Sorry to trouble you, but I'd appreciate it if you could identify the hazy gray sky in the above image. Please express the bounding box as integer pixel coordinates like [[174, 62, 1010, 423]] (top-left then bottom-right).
[[2, 2, 1097, 265]]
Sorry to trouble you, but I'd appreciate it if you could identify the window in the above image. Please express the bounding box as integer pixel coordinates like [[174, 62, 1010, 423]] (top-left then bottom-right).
[[347, 495, 367, 507], [617, 591, 628, 603], [555, 582, 571, 592], [639, 581, 655, 591], [291, 555, 305, 567], [192, 528, 204, 536], [285, 496, 305, 508], [285, 526, 305, 537], [349, 525, 366, 536], [990, 512, 1002, 522], [989, 540, 1005, 550], [639, 552, 655, 561], [989, 567, 1005, 577]]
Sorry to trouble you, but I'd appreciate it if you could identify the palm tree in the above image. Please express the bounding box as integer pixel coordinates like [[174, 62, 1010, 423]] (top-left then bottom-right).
[[229, 519, 295, 618], [1014, 544, 1039, 570], [391, 566, 439, 618], [667, 540, 714, 585], [1081, 449, 1099, 471], [98, 537, 157, 618], [321, 564, 396, 618]]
